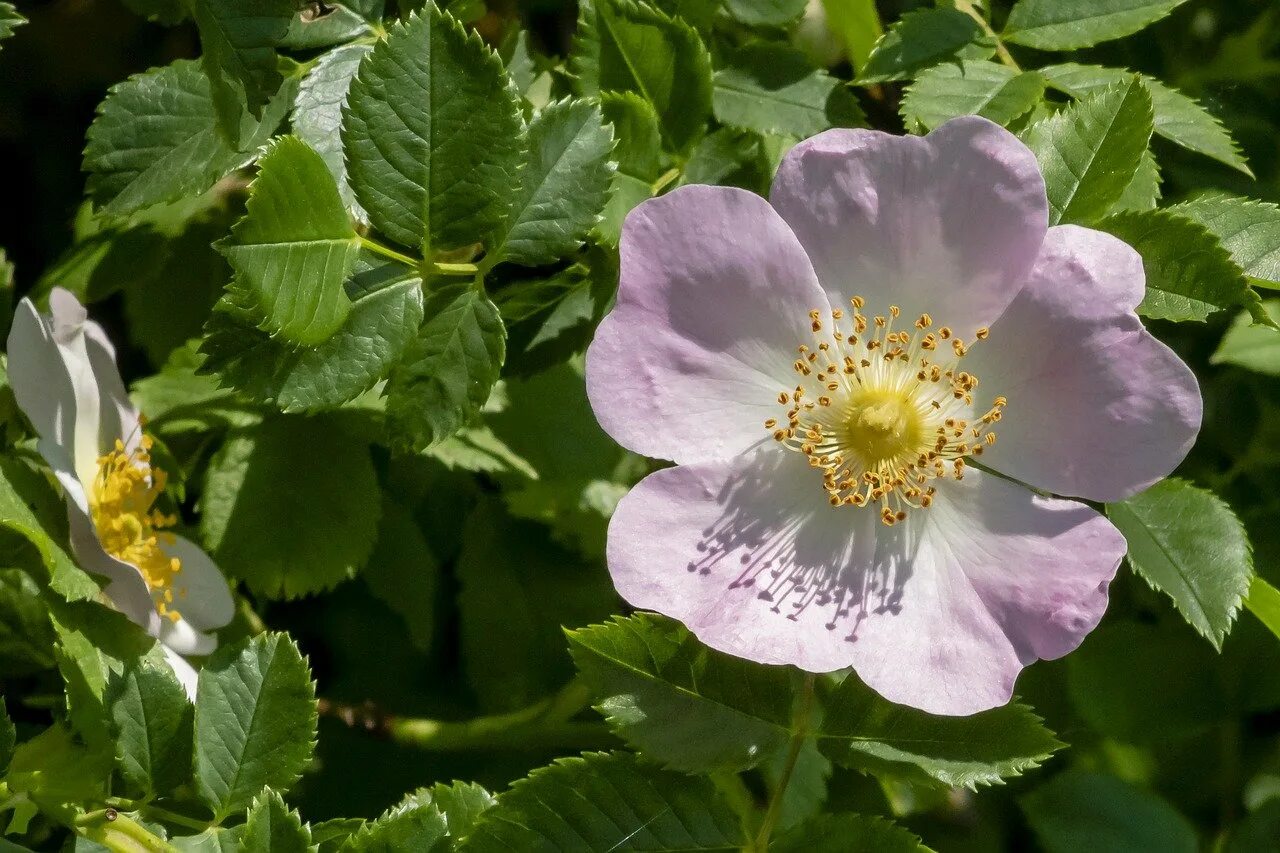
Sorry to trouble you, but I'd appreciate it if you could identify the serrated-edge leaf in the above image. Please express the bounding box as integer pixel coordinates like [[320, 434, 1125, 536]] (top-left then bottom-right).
[[241, 789, 312, 853], [495, 98, 616, 267], [1023, 76, 1154, 226], [901, 60, 1045, 132], [1040, 62, 1250, 175], [1107, 478, 1253, 649], [1246, 576, 1280, 643], [772, 813, 932, 853], [859, 7, 996, 83], [1172, 193, 1280, 285], [220, 136, 357, 344], [106, 659, 193, 798], [1004, 0, 1190, 50], [194, 633, 318, 819], [190, 0, 296, 139], [0, 3, 26, 45], [713, 42, 865, 139], [568, 614, 796, 773], [292, 42, 373, 218], [0, 697, 14, 775], [1211, 299, 1280, 375]]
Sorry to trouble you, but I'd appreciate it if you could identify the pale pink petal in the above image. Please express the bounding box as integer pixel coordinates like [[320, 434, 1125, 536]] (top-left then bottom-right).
[[608, 456, 1121, 715], [586, 185, 832, 464], [769, 116, 1048, 340], [159, 535, 234, 632], [964, 226, 1202, 502]]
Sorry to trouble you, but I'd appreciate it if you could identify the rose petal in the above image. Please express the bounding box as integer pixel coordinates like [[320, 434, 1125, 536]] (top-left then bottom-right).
[[608, 454, 1121, 715], [964, 225, 1202, 502], [770, 116, 1048, 340], [586, 185, 832, 464], [159, 535, 235, 632], [8, 300, 78, 462]]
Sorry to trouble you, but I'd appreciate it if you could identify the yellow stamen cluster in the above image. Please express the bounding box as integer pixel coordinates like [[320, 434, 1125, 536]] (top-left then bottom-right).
[[89, 433, 184, 622], [767, 298, 1007, 526]]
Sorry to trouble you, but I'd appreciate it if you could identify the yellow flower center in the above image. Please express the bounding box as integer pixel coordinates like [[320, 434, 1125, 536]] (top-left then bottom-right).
[[89, 434, 184, 622], [765, 298, 1007, 526]]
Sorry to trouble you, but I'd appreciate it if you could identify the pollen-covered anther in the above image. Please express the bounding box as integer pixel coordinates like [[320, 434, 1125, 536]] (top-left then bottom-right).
[[767, 302, 1007, 524]]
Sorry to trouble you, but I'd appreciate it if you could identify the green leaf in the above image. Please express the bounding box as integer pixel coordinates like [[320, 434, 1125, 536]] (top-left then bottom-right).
[[1246, 576, 1280, 643], [1022, 76, 1154, 226], [1039, 63, 1250, 175], [106, 660, 194, 799], [901, 61, 1045, 133], [819, 0, 881, 73], [457, 752, 746, 852], [1099, 208, 1266, 324], [763, 738, 831, 831], [1107, 148, 1162, 215], [568, 614, 796, 773], [385, 284, 506, 452], [292, 43, 372, 217], [1108, 478, 1253, 648], [362, 496, 440, 652], [429, 425, 538, 479], [1172, 193, 1280, 286], [426, 781, 496, 840], [7, 723, 111, 807], [600, 92, 662, 180], [572, 0, 713, 155], [83, 59, 293, 214], [200, 416, 381, 597], [456, 499, 616, 710], [343, 792, 449, 852], [194, 633, 317, 819], [0, 458, 99, 603], [495, 100, 615, 267], [220, 136, 356, 345], [595, 172, 653, 246], [281, 2, 371, 49], [342, 8, 524, 255], [816, 673, 1062, 788], [240, 789, 312, 853], [313, 818, 367, 851], [1213, 301, 1280, 374], [0, 569, 56, 676], [772, 814, 930, 852], [722, 0, 805, 28], [1004, 0, 1191, 50], [0, 3, 26, 47], [682, 127, 771, 191], [201, 254, 424, 411], [1020, 772, 1197, 853], [860, 8, 995, 83], [713, 42, 865, 139], [190, 0, 296, 142], [0, 697, 14, 775]]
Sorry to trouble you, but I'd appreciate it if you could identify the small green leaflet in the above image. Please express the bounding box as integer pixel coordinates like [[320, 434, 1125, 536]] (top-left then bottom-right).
[[494, 99, 616, 267], [1004, 0, 1191, 51], [1108, 478, 1253, 649], [106, 659, 193, 799], [342, 792, 450, 852], [722, 0, 805, 28], [1023, 76, 1153, 226], [568, 614, 797, 773], [1212, 300, 1280, 375], [1246, 577, 1280, 644], [901, 61, 1045, 132], [1172, 193, 1280, 286], [457, 752, 746, 852], [0, 3, 25, 47], [83, 59, 293, 215], [220, 136, 357, 346], [240, 789, 313, 853], [860, 8, 996, 83], [1108, 148, 1162, 215], [362, 496, 440, 653], [600, 92, 662, 181], [194, 633, 318, 820], [342, 7, 525, 256], [189, 0, 296, 142], [1021, 772, 1197, 853], [772, 814, 931, 853], [816, 673, 1062, 789], [292, 43, 372, 217], [200, 415, 382, 598], [1099, 209, 1271, 325], [713, 43, 865, 139], [385, 284, 506, 452], [572, 0, 713, 155], [1040, 63, 1250, 175]]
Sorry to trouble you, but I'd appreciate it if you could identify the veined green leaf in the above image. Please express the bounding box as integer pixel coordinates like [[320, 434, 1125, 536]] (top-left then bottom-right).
[[1212, 300, 1280, 374], [342, 794, 449, 852], [860, 8, 995, 83], [1004, 0, 1191, 50], [816, 673, 1062, 788], [1107, 148, 1162, 215], [189, 0, 296, 140], [772, 814, 931, 852], [362, 496, 440, 653], [1023, 75, 1153, 226], [1246, 576, 1280, 643], [241, 789, 312, 853], [220, 136, 357, 345], [902, 60, 1045, 132], [1040, 63, 1250, 175], [0, 3, 26, 47], [1172, 193, 1280, 286], [495, 100, 616, 267], [600, 92, 662, 180], [457, 752, 746, 852], [571, 0, 712, 155], [568, 614, 796, 773], [713, 42, 865, 139], [194, 633, 318, 819], [342, 8, 525, 255], [723, 0, 805, 28], [1108, 478, 1253, 649], [292, 43, 372, 217], [106, 660, 193, 799]]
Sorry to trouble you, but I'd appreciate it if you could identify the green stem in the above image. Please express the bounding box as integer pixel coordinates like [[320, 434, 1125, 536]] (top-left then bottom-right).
[[357, 235, 480, 278], [105, 799, 209, 833], [651, 167, 682, 194], [954, 1, 1021, 71], [76, 810, 176, 853], [753, 674, 817, 852]]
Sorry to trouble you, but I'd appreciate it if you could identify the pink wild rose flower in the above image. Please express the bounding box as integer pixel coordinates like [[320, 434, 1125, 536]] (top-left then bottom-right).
[[585, 116, 1202, 716]]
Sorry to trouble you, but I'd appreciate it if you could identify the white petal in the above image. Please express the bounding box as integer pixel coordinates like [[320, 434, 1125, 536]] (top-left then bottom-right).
[[159, 535, 235, 632], [157, 614, 217, 657], [8, 300, 78, 458], [160, 644, 200, 702]]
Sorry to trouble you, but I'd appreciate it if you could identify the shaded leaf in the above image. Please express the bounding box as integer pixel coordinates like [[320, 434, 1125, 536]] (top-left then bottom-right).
[[1004, 0, 1191, 50], [713, 42, 864, 139], [240, 789, 312, 853], [106, 659, 194, 798], [190, 0, 296, 139], [1021, 772, 1197, 853], [1172, 193, 1280, 285], [902, 60, 1045, 132], [860, 8, 995, 83], [772, 813, 930, 852], [362, 496, 439, 652], [292, 43, 372, 217], [1213, 300, 1280, 375]]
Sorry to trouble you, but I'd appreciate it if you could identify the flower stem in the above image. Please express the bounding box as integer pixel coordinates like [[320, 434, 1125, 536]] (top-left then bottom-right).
[[954, 1, 1021, 72], [356, 235, 479, 278], [105, 798, 209, 833], [76, 809, 176, 853], [753, 673, 817, 851], [651, 167, 682, 194]]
